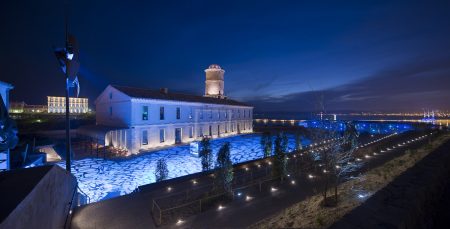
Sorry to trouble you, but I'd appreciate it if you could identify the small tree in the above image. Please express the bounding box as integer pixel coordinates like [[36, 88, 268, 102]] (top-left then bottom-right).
[[215, 142, 233, 193], [272, 133, 288, 179], [295, 132, 303, 151], [155, 158, 169, 182], [199, 137, 213, 171], [328, 121, 362, 204], [260, 132, 272, 158]]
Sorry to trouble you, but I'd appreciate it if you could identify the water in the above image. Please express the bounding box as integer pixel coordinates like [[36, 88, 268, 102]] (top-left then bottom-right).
[[57, 133, 307, 202]]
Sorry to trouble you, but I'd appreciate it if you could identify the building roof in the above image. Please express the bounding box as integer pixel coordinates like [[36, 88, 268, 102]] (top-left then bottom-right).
[[111, 85, 252, 107]]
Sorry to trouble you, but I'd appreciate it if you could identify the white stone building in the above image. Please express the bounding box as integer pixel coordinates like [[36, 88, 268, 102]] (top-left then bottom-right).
[[0, 81, 14, 171], [90, 65, 253, 154]]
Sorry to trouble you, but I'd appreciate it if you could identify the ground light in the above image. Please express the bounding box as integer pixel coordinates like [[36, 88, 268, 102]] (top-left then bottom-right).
[[308, 174, 314, 179], [176, 219, 184, 225], [271, 187, 278, 192], [245, 195, 253, 201], [218, 205, 225, 211], [167, 186, 172, 192], [291, 180, 296, 185]]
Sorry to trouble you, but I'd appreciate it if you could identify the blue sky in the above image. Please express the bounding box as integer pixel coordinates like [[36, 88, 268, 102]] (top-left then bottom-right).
[[1, 0, 449, 112]]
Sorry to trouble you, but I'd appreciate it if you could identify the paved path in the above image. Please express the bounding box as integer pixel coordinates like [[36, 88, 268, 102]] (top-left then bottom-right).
[[70, 131, 431, 229]]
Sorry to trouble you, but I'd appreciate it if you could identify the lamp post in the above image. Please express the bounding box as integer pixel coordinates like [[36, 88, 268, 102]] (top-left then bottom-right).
[[54, 8, 80, 173]]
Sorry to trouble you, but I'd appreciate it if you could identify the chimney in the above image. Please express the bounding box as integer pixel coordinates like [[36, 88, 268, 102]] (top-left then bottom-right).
[[160, 88, 168, 94]]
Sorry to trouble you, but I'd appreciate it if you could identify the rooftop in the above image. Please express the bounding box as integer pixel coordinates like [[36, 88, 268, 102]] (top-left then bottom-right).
[[111, 85, 252, 107]]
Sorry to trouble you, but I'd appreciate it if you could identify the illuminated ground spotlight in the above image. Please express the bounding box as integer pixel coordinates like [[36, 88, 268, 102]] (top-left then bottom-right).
[[356, 158, 362, 161], [335, 165, 341, 169], [176, 219, 184, 225], [167, 186, 172, 192], [271, 187, 278, 192], [291, 180, 296, 185], [245, 167, 249, 171], [236, 192, 242, 197], [217, 205, 225, 211], [245, 195, 253, 201], [192, 180, 198, 185], [364, 154, 371, 159], [257, 164, 261, 168], [308, 174, 315, 179]]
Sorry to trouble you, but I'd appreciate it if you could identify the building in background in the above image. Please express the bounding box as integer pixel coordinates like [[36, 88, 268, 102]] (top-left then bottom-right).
[[9, 101, 47, 114], [81, 64, 253, 154], [0, 81, 14, 171], [47, 96, 89, 114]]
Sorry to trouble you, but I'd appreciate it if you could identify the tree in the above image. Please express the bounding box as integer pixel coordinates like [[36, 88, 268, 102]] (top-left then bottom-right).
[[295, 132, 303, 151], [272, 133, 288, 179], [215, 142, 233, 193], [155, 158, 169, 182], [260, 132, 272, 158], [199, 137, 213, 171], [327, 121, 362, 204]]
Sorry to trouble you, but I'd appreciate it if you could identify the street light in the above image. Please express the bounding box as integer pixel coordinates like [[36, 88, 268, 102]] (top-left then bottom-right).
[[54, 5, 80, 173]]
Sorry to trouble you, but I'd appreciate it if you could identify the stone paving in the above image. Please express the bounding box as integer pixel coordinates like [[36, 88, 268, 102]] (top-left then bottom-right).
[[57, 134, 307, 202]]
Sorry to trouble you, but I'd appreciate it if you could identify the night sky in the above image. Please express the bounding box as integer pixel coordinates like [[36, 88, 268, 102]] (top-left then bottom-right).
[[1, 0, 449, 112]]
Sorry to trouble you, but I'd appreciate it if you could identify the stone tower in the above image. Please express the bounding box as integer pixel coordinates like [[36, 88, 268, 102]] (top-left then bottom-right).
[[204, 64, 225, 98]]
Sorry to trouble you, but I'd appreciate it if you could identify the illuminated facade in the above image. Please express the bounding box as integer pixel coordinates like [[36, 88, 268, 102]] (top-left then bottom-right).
[[9, 101, 47, 114], [47, 96, 88, 113], [93, 65, 253, 154]]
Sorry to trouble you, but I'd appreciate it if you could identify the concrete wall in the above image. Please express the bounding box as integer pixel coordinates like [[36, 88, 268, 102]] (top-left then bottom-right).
[[331, 140, 450, 229], [0, 166, 77, 229]]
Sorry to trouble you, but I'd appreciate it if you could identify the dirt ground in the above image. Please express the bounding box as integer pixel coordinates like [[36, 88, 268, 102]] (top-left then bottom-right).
[[250, 132, 450, 229]]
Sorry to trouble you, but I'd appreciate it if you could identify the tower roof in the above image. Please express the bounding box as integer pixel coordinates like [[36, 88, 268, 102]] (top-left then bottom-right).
[[208, 64, 222, 70]]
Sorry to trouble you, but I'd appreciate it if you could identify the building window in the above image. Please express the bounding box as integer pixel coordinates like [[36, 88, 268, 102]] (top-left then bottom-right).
[[160, 129, 165, 143], [160, 106, 164, 120], [109, 107, 112, 116], [200, 110, 203, 119], [225, 111, 228, 119], [189, 126, 194, 138], [238, 110, 240, 118], [176, 107, 181, 119], [142, 130, 148, 145], [225, 124, 228, 133], [218, 111, 220, 119], [189, 108, 193, 119], [209, 110, 212, 119], [209, 125, 212, 136], [142, 106, 148, 120], [109, 92, 113, 99]]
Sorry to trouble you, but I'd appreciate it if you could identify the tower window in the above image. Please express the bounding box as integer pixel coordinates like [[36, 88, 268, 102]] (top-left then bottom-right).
[[176, 107, 181, 119]]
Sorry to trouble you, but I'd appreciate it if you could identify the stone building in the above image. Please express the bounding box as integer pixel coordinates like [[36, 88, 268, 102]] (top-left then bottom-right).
[[90, 64, 253, 154]]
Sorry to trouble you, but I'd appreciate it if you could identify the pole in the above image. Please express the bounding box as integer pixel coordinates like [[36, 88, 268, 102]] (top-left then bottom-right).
[[66, 79, 71, 172]]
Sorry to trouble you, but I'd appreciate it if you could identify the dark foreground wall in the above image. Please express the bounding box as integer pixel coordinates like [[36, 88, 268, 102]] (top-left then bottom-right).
[[330, 140, 450, 229], [0, 165, 77, 229]]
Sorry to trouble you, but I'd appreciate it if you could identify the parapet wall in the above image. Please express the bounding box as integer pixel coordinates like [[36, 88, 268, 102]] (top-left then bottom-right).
[[330, 140, 450, 229], [0, 166, 77, 229]]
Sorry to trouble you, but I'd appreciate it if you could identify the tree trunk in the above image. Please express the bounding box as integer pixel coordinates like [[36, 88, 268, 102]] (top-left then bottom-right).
[[334, 180, 338, 204]]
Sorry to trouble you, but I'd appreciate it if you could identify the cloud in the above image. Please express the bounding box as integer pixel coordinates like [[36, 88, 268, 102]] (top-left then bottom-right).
[[248, 56, 450, 112]]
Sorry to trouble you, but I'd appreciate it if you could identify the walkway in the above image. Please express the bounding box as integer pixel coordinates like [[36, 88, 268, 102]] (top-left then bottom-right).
[[70, 131, 431, 229]]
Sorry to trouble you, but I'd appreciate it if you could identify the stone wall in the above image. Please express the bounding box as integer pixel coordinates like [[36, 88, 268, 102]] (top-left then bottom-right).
[[330, 140, 450, 229], [0, 166, 77, 229]]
